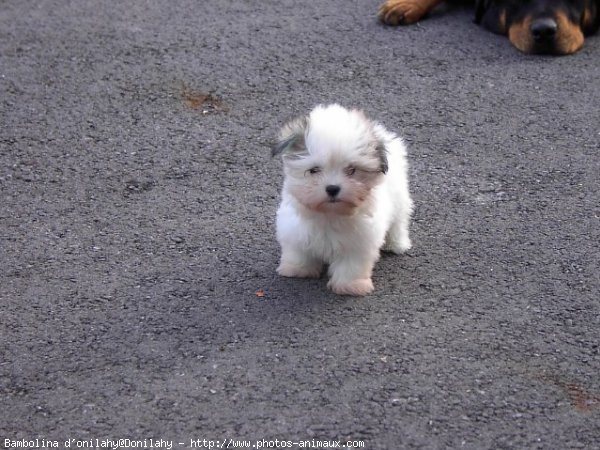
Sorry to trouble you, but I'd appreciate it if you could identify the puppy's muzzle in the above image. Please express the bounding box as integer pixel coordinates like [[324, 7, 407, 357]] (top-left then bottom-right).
[[326, 184, 341, 199]]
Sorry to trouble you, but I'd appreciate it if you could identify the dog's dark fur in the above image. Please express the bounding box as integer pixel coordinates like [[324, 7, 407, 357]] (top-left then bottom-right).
[[379, 0, 600, 54]]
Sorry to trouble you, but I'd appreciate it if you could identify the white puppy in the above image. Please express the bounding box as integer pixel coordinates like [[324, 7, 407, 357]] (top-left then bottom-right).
[[272, 104, 413, 296]]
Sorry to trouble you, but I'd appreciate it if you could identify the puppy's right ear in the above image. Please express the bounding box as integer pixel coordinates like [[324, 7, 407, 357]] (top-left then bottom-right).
[[271, 117, 308, 158]]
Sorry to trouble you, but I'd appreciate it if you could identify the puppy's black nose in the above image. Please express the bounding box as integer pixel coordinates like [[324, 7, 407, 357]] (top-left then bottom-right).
[[531, 17, 558, 43], [326, 185, 341, 197]]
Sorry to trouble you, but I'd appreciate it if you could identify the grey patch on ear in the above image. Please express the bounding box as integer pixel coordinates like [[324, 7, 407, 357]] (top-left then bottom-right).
[[271, 116, 309, 158], [375, 141, 389, 174], [271, 133, 301, 157]]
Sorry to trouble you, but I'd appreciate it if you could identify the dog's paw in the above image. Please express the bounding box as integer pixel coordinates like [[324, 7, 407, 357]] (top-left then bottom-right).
[[328, 278, 374, 296], [383, 236, 412, 254], [378, 0, 428, 26], [277, 263, 322, 279]]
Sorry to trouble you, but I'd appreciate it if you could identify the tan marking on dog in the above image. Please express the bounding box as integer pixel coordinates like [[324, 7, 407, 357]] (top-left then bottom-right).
[[555, 11, 584, 54], [582, 5, 595, 30], [378, 0, 445, 25], [498, 9, 507, 34], [507, 15, 534, 52]]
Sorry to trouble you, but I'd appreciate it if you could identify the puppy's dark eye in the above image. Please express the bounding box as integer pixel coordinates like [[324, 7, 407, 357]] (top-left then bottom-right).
[[345, 166, 356, 176], [307, 167, 321, 175]]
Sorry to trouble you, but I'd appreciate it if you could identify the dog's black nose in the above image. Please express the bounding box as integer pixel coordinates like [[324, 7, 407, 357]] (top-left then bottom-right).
[[531, 17, 558, 42], [326, 185, 341, 197]]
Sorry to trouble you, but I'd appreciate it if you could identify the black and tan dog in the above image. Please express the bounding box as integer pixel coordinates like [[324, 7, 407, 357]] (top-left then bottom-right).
[[379, 0, 600, 55]]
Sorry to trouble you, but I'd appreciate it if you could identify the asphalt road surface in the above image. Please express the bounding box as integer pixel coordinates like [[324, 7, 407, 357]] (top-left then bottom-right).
[[2, 1, 599, 449]]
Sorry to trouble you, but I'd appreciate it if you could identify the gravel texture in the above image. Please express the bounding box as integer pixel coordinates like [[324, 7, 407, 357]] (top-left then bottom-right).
[[1, 1, 599, 449]]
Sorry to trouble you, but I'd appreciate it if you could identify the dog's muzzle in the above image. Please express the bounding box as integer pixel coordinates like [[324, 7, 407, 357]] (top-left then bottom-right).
[[531, 17, 558, 46]]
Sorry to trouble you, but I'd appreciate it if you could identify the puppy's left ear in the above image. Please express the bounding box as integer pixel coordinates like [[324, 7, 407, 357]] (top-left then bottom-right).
[[376, 141, 389, 174], [272, 117, 308, 158]]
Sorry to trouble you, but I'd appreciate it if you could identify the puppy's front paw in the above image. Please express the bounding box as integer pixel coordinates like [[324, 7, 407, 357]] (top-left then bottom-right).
[[383, 237, 412, 254], [277, 262, 322, 279], [378, 0, 428, 26], [328, 278, 374, 296]]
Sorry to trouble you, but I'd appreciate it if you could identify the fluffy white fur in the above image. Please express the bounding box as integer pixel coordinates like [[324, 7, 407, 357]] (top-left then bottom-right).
[[273, 104, 413, 296]]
